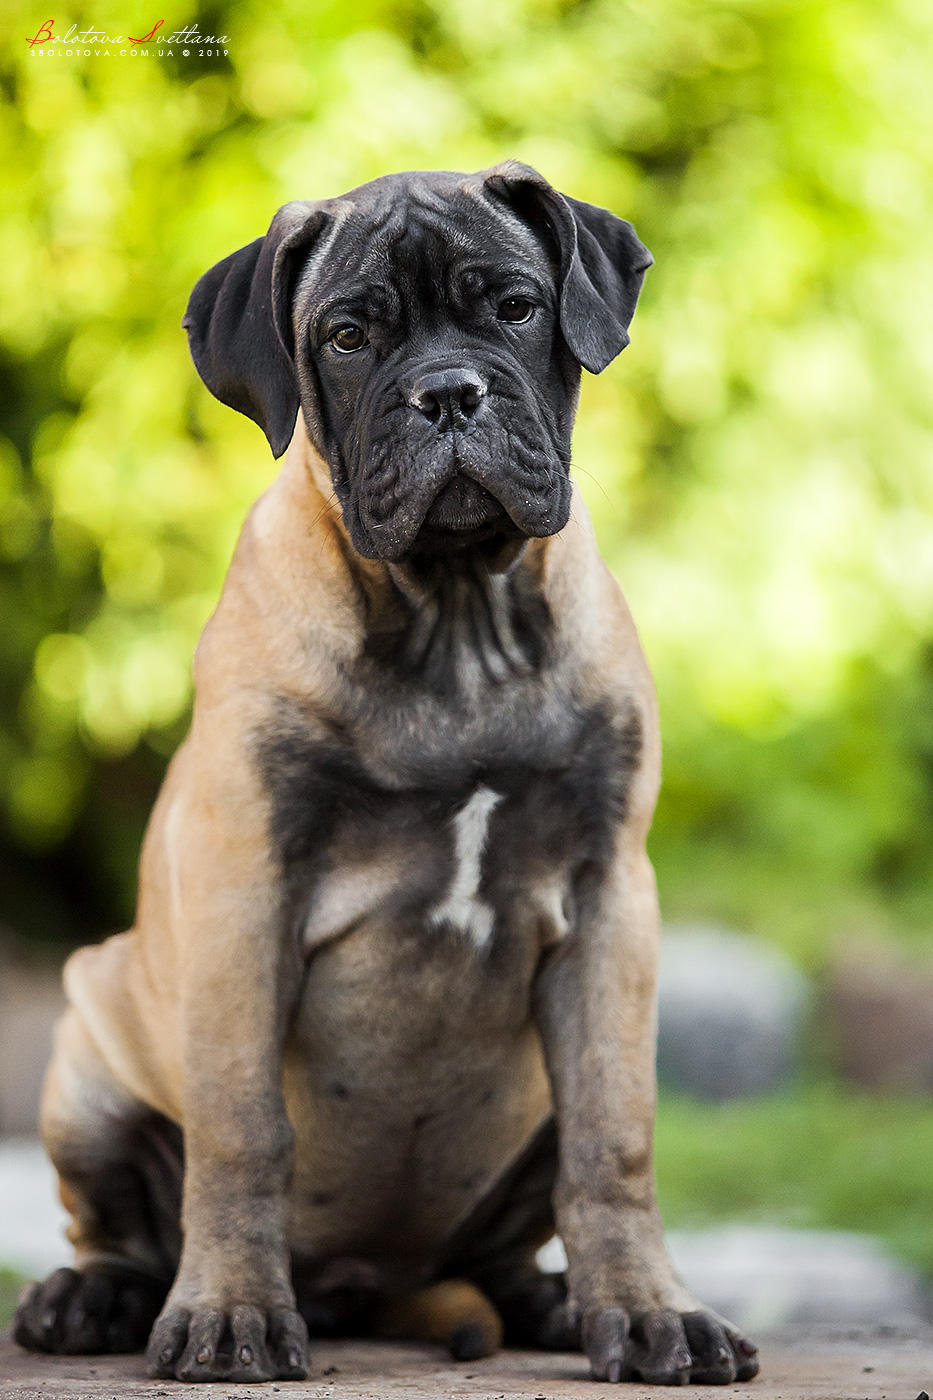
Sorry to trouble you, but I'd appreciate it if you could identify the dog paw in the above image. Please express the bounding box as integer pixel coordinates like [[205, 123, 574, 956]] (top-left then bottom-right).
[[13, 1265, 166, 1355], [146, 1302, 310, 1382], [498, 1272, 581, 1350], [583, 1305, 759, 1385]]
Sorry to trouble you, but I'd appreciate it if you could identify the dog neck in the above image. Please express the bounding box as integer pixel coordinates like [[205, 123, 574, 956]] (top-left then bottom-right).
[[286, 430, 554, 694], [369, 550, 552, 692]]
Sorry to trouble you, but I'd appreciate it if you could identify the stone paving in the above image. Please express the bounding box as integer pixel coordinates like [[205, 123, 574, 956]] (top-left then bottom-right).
[[1, 1330, 931, 1400]]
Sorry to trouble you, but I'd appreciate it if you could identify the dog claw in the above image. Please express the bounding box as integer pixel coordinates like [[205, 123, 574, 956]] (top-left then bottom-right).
[[148, 1302, 309, 1381], [579, 1303, 758, 1385], [583, 1304, 629, 1382]]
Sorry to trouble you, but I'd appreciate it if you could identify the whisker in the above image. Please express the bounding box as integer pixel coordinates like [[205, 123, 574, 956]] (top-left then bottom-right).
[[313, 492, 343, 560], [568, 460, 614, 510], [311, 491, 340, 532]]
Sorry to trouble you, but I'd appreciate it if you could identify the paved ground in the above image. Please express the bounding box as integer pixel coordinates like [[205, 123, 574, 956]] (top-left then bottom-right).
[[1, 1330, 931, 1400]]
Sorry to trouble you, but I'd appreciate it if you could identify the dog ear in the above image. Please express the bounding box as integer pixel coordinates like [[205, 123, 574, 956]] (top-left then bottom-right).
[[183, 201, 328, 457], [484, 161, 653, 374]]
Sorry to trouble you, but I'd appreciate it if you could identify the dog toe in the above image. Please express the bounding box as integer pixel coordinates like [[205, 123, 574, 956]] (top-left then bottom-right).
[[681, 1312, 738, 1384], [147, 1302, 309, 1381], [581, 1302, 759, 1386], [628, 1309, 693, 1385], [582, 1304, 631, 1382], [13, 1269, 78, 1351], [59, 1271, 116, 1353], [225, 1305, 278, 1382], [146, 1306, 190, 1376], [174, 1306, 227, 1381], [268, 1306, 312, 1378], [13, 1265, 161, 1356], [725, 1326, 760, 1381]]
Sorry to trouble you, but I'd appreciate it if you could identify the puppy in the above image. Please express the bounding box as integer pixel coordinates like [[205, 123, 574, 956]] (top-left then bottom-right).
[[14, 162, 758, 1386]]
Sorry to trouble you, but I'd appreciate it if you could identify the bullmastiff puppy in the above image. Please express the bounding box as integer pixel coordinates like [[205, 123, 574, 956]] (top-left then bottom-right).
[[14, 162, 759, 1386]]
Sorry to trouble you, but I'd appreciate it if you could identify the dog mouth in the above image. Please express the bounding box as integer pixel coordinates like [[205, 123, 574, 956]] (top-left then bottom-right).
[[358, 461, 561, 559], [353, 405, 572, 560], [410, 473, 527, 559], [417, 473, 507, 536]]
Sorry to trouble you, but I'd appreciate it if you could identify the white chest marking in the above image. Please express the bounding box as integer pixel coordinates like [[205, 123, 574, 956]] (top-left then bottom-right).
[[303, 861, 399, 951], [430, 785, 503, 947]]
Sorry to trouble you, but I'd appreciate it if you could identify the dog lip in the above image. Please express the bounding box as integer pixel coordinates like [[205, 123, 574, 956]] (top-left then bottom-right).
[[420, 473, 507, 533], [358, 465, 568, 559], [355, 432, 572, 559]]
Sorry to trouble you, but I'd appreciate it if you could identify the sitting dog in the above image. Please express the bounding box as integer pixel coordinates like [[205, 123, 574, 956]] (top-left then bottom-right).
[[14, 162, 759, 1386]]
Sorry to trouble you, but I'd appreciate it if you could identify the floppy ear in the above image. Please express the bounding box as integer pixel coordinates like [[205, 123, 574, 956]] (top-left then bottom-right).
[[484, 161, 653, 374], [183, 201, 328, 457]]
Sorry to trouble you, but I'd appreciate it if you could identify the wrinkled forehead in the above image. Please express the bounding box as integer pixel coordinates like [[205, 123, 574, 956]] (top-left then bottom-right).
[[298, 172, 555, 317]]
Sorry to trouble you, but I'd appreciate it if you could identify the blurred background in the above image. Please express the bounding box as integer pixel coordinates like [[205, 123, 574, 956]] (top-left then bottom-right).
[[1, 0, 933, 1337]]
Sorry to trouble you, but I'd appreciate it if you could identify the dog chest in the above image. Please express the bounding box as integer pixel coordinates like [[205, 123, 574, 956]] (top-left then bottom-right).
[[255, 695, 641, 957]]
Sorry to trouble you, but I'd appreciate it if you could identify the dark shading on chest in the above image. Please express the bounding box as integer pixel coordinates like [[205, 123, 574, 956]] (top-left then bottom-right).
[[503, 702, 641, 861], [254, 695, 642, 906]]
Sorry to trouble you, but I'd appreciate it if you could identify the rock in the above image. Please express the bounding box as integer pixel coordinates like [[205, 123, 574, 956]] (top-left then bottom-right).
[[657, 924, 809, 1100], [825, 950, 933, 1092], [538, 1226, 932, 1332], [666, 1225, 932, 1332]]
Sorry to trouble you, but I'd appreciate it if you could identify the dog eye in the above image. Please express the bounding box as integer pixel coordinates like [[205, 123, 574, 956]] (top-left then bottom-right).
[[329, 325, 367, 353], [497, 297, 535, 324]]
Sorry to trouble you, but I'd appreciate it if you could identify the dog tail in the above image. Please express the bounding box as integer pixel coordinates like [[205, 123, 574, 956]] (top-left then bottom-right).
[[376, 1278, 503, 1361]]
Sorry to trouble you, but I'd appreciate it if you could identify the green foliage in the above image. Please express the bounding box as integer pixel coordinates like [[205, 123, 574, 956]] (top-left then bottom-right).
[[1, 1, 933, 948], [0, 1266, 24, 1329], [656, 1084, 933, 1278]]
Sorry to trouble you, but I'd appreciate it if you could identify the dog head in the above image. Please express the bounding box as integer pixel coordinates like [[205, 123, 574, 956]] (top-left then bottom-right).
[[184, 162, 652, 562]]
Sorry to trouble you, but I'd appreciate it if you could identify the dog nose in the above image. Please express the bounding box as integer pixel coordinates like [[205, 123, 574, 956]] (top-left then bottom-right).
[[409, 369, 486, 431]]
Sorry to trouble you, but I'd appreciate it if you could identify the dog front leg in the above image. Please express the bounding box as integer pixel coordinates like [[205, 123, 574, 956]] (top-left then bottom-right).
[[535, 843, 759, 1386], [145, 850, 310, 1383]]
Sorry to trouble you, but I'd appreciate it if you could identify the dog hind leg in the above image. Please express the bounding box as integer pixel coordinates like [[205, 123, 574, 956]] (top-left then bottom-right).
[[377, 1278, 503, 1361], [442, 1117, 579, 1351], [13, 1009, 181, 1355]]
